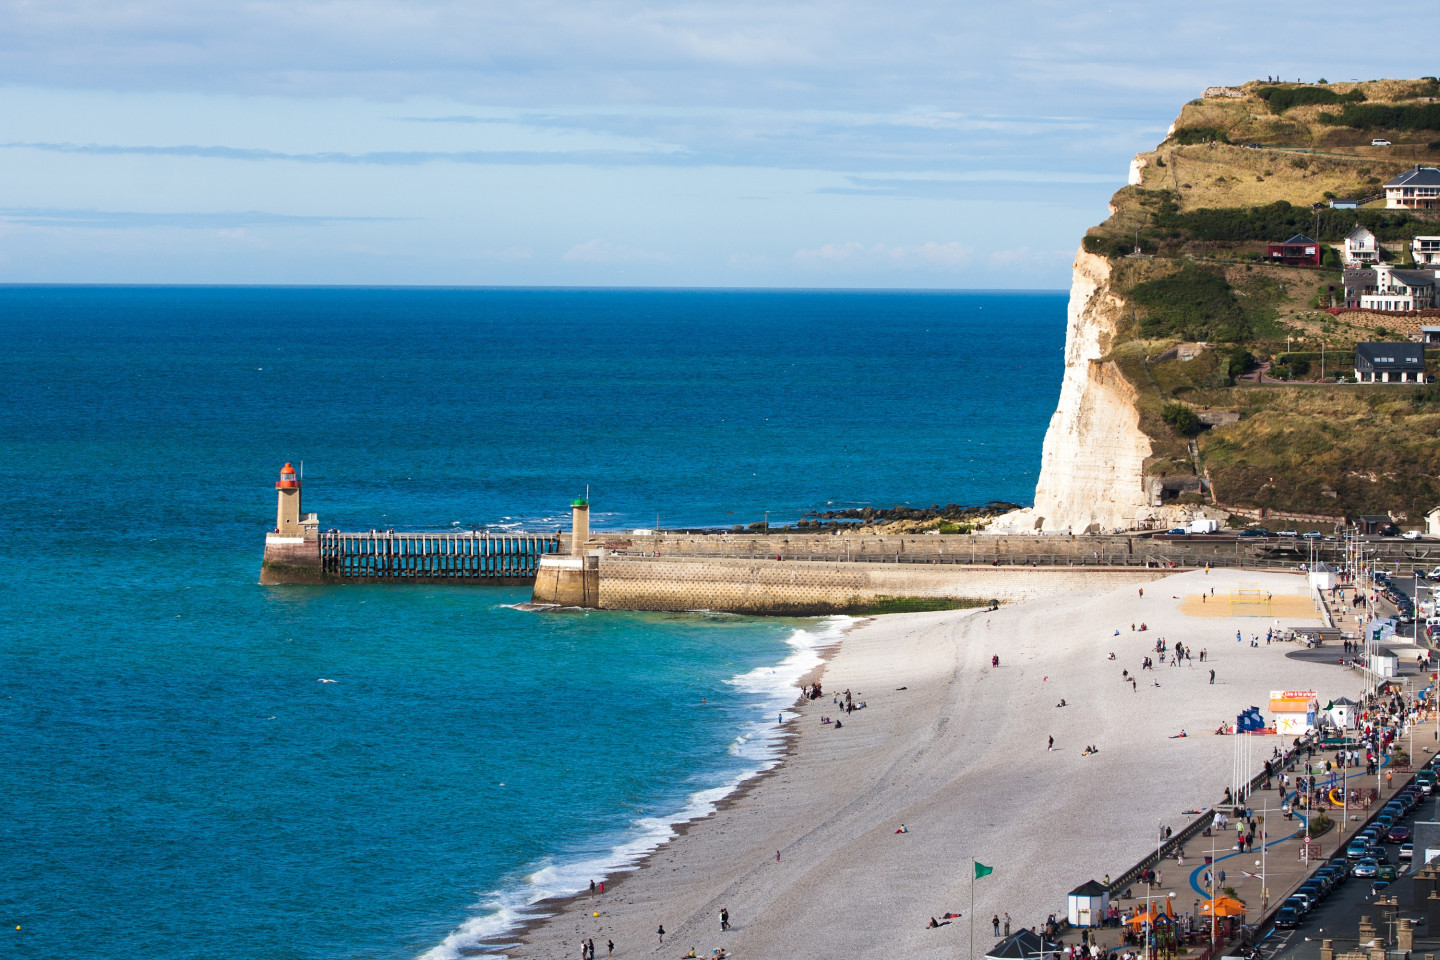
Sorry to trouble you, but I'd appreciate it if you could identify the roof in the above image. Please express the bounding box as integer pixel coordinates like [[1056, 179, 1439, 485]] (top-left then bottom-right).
[[1331, 197, 1359, 205], [1279, 234, 1318, 246], [1387, 166, 1440, 188], [1332, 697, 1359, 706], [986, 930, 1062, 960], [1069, 880, 1109, 897], [1356, 342, 1425, 368], [1390, 269, 1437, 288], [1346, 225, 1375, 241]]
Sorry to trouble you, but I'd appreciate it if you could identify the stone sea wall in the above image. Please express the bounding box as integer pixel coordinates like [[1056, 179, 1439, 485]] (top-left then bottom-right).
[[593, 557, 1173, 615]]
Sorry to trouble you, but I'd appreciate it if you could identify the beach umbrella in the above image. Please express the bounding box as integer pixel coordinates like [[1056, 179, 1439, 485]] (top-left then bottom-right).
[[984, 929, 1062, 960]]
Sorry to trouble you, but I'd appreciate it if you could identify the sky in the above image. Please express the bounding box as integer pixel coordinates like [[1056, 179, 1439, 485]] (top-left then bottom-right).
[[0, 1, 1433, 288]]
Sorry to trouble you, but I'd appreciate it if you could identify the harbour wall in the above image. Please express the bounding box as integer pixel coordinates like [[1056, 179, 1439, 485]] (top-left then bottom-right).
[[571, 530, 1437, 568], [568, 556, 1175, 616]]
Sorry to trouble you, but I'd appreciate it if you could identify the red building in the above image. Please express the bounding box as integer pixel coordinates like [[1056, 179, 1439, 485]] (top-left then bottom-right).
[[1265, 233, 1322, 266]]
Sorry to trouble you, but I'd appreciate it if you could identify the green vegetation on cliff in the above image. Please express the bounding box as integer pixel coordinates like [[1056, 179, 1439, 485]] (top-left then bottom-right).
[[1083, 79, 1440, 521]]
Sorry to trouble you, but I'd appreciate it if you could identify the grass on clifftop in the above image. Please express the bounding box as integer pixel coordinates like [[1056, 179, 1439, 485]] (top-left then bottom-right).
[[1086, 78, 1440, 520]]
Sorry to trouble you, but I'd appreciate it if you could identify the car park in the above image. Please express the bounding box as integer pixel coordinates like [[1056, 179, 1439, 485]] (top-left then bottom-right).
[[1354, 858, 1379, 877]]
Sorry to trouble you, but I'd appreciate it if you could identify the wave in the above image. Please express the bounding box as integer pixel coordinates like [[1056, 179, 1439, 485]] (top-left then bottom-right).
[[416, 616, 852, 960]]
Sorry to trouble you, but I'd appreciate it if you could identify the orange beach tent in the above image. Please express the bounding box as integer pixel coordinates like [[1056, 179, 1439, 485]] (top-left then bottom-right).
[[1198, 897, 1247, 918]]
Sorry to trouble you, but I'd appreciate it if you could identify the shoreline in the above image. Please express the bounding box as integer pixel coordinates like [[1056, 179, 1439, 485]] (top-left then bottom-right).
[[420, 617, 859, 960], [476, 637, 848, 956], [499, 568, 1363, 960]]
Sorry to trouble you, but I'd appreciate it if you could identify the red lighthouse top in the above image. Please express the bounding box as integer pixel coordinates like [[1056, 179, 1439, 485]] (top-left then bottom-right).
[[276, 463, 299, 489]]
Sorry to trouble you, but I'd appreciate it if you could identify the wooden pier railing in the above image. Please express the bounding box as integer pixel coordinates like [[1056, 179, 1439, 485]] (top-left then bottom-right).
[[319, 530, 561, 581]]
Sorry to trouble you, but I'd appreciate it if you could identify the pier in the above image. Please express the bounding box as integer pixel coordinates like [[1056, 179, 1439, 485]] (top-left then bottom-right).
[[318, 530, 560, 582], [258, 463, 559, 585]]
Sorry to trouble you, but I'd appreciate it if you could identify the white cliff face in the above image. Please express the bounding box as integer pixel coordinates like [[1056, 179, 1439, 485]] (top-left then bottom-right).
[[1029, 248, 1152, 533], [1127, 155, 1147, 186]]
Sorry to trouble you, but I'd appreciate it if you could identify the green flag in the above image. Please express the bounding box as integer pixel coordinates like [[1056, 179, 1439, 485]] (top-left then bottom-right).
[[974, 861, 994, 879]]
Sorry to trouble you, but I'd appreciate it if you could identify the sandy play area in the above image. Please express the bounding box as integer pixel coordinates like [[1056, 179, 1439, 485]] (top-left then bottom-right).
[[504, 569, 1363, 960]]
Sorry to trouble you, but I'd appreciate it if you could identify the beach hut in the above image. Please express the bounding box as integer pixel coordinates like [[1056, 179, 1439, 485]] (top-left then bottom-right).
[[1068, 880, 1110, 928], [1326, 697, 1359, 730], [985, 929, 1062, 960]]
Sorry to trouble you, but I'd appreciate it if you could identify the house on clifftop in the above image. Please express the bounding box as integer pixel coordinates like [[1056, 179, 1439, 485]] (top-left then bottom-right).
[[1343, 225, 1380, 265], [1354, 342, 1426, 384], [1359, 265, 1437, 312], [1267, 234, 1322, 266], [1386, 167, 1440, 210]]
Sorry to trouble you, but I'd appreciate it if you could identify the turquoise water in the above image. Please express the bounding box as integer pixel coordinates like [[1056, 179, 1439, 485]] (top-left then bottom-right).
[[0, 287, 1065, 959]]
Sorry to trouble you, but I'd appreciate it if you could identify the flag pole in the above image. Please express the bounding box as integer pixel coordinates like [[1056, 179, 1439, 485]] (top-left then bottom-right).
[[970, 857, 975, 960]]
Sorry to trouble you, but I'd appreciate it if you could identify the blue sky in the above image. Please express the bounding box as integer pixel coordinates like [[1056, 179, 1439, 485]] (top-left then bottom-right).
[[0, 1, 1430, 288]]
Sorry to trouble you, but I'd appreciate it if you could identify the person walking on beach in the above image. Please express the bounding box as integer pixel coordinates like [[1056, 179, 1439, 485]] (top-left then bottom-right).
[[607, 940, 614, 957], [1048, 735, 1054, 750], [720, 908, 729, 931], [1210, 669, 1215, 685], [657, 925, 665, 945]]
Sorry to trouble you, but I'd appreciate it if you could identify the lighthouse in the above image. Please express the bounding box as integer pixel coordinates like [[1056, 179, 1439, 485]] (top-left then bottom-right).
[[275, 462, 303, 536]]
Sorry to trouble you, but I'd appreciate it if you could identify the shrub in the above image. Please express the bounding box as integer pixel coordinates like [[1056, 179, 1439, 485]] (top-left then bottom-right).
[[1320, 101, 1440, 131], [1256, 85, 1365, 113], [1130, 264, 1252, 342], [1226, 347, 1257, 381], [1171, 126, 1231, 145], [1275, 354, 1311, 376], [1161, 401, 1201, 436]]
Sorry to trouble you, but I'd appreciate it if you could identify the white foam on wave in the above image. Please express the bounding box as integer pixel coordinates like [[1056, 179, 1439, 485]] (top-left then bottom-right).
[[416, 616, 853, 960]]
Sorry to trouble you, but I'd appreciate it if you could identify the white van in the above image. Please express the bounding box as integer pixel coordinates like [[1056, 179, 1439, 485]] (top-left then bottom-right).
[[1372, 138, 1393, 146]]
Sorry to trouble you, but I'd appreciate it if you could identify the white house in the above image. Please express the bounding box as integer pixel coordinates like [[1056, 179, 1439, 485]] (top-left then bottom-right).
[[1428, 506, 1440, 538], [1359, 264, 1438, 312], [1344, 225, 1380, 264], [1415, 236, 1440, 265], [1386, 166, 1440, 210]]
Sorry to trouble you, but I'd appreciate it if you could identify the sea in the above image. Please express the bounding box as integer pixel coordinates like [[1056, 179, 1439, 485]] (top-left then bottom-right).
[[0, 286, 1065, 960]]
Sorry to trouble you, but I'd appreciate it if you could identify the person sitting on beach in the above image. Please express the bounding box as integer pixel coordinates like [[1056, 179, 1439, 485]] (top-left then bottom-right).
[[1082, 745, 1093, 756], [895, 824, 908, 833], [928, 918, 942, 928], [1107, 652, 1116, 660], [834, 719, 842, 728], [1057, 699, 1067, 707], [683, 950, 696, 959]]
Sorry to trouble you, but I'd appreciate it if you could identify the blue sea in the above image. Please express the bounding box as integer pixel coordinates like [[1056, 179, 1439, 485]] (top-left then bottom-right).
[[0, 287, 1065, 960]]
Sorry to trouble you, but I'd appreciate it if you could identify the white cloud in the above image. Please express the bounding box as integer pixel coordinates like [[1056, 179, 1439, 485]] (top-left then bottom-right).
[[562, 239, 672, 263], [794, 241, 971, 269]]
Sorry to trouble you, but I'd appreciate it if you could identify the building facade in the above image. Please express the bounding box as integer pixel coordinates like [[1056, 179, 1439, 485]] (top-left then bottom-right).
[[1354, 342, 1426, 383], [1343, 225, 1380, 265], [1385, 167, 1440, 210]]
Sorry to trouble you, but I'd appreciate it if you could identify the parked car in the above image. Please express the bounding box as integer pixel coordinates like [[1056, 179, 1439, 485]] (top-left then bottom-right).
[[1401, 843, 1414, 861], [1279, 530, 1299, 538], [1354, 858, 1379, 877], [1238, 528, 1272, 538], [1373, 138, 1393, 146], [1275, 905, 1301, 928], [1167, 528, 1188, 536], [1347, 838, 1370, 859], [1378, 864, 1399, 882], [1403, 531, 1423, 540], [1303, 531, 1324, 540], [1366, 845, 1390, 863]]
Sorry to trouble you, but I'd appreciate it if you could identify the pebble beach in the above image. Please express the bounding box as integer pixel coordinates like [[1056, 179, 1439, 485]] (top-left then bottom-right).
[[507, 569, 1365, 960]]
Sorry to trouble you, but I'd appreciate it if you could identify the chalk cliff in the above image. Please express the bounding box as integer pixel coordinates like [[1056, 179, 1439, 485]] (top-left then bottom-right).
[[1028, 248, 1153, 532]]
